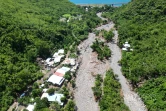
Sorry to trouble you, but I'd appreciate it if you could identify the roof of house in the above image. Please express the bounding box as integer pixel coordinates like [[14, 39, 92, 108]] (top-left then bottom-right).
[[54, 56, 61, 63], [54, 55, 64, 63], [124, 43, 130, 48], [122, 48, 127, 51], [69, 58, 76, 66], [63, 58, 75, 65], [53, 52, 59, 58], [56, 69, 66, 75], [41, 93, 64, 105], [71, 64, 79, 72], [46, 58, 51, 63], [58, 49, 64, 54], [43, 88, 48, 93], [54, 72, 64, 77], [26, 104, 35, 111], [61, 66, 70, 72], [47, 75, 64, 85]]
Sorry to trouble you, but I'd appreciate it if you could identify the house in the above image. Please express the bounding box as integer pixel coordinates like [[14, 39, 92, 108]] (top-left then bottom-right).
[[56, 69, 66, 75], [122, 48, 127, 51], [47, 75, 65, 86], [86, 7, 88, 11], [123, 42, 131, 48], [47, 66, 70, 85], [45, 58, 51, 64], [41, 93, 64, 105], [122, 41, 133, 51], [63, 58, 76, 66], [71, 64, 79, 72], [54, 55, 64, 63], [60, 66, 70, 72], [39, 84, 45, 88], [53, 52, 59, 58], [58, 49, 64, 54], [43, 88, 48, 93], [69, 58, 76, 66], [45, 58, 54, 66], [26, 104, 35, 111]]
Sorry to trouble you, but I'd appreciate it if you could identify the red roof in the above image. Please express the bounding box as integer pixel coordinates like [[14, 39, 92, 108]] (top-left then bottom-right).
[[54, 72, 64, 77]]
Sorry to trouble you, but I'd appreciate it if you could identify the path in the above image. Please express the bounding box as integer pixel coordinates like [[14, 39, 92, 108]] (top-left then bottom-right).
[[97, 12, 147, 111]]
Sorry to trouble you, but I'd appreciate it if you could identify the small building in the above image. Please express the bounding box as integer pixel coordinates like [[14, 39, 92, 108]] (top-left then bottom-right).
[[47, 66, 70, 85], [53, 52, 59, 58], [58, 49, 64, 54], [86, 7, 88, 11], [122, 41, 132, 51], [26, 104, 35, 111], [39, 84, 45, 88], [71, 64, 79, 72], [56, 69, 66, 75], [45, 58, 51, 64], [47, 75, 65, 86], [43, 88, 48, 93], [63, 58, 76, 66], [122, 48, 127, 51], [54, 55, 64, 63], [123, 42, 130, 48], [41, 93, 64, 105], [61, 66, 70, 72]]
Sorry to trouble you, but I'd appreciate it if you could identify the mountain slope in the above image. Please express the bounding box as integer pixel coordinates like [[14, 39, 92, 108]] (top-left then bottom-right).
[[0, 0, 101, 110], [102, 0, 166, 110]]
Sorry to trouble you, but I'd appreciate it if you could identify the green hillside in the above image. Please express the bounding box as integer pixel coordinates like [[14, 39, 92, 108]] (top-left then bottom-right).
[[102, 0, 166, 110], [0, 0, 101, 110]]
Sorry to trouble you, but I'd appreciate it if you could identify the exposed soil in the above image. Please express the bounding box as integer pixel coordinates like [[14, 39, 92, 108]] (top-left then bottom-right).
[[74, 12, 147, 111]]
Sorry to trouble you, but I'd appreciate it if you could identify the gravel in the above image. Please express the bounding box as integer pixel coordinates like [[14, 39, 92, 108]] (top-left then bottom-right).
[[74, 33, 110, 111], [74, 13, 147, 111]]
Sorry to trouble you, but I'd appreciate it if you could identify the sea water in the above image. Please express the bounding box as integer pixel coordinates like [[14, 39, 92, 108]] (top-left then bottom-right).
[[70, 0, 130, 4]]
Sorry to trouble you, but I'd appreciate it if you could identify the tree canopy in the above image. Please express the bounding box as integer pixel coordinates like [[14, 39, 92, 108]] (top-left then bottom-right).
[[102, 0, 166, 110], [0, 0, 101, 110]]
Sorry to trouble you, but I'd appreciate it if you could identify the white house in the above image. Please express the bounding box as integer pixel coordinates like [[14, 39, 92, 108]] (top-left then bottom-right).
[[26, 104, 35, 111], [123, 42, 130, 48], [41, 93, 64, 105], [58, 49, 64, 54], [63, 58, 76, 66], [47, 75, 65, 86]]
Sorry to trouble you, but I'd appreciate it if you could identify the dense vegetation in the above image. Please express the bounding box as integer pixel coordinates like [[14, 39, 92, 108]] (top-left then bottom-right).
[[92, 74, 103, 101], [91, 39, 111, 60], [102, 30, 114, 42], [99, 70, 129, 111], [0, 0, 102, 110], [102, 0, 166, 110], [137, 77, 166, 111]]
